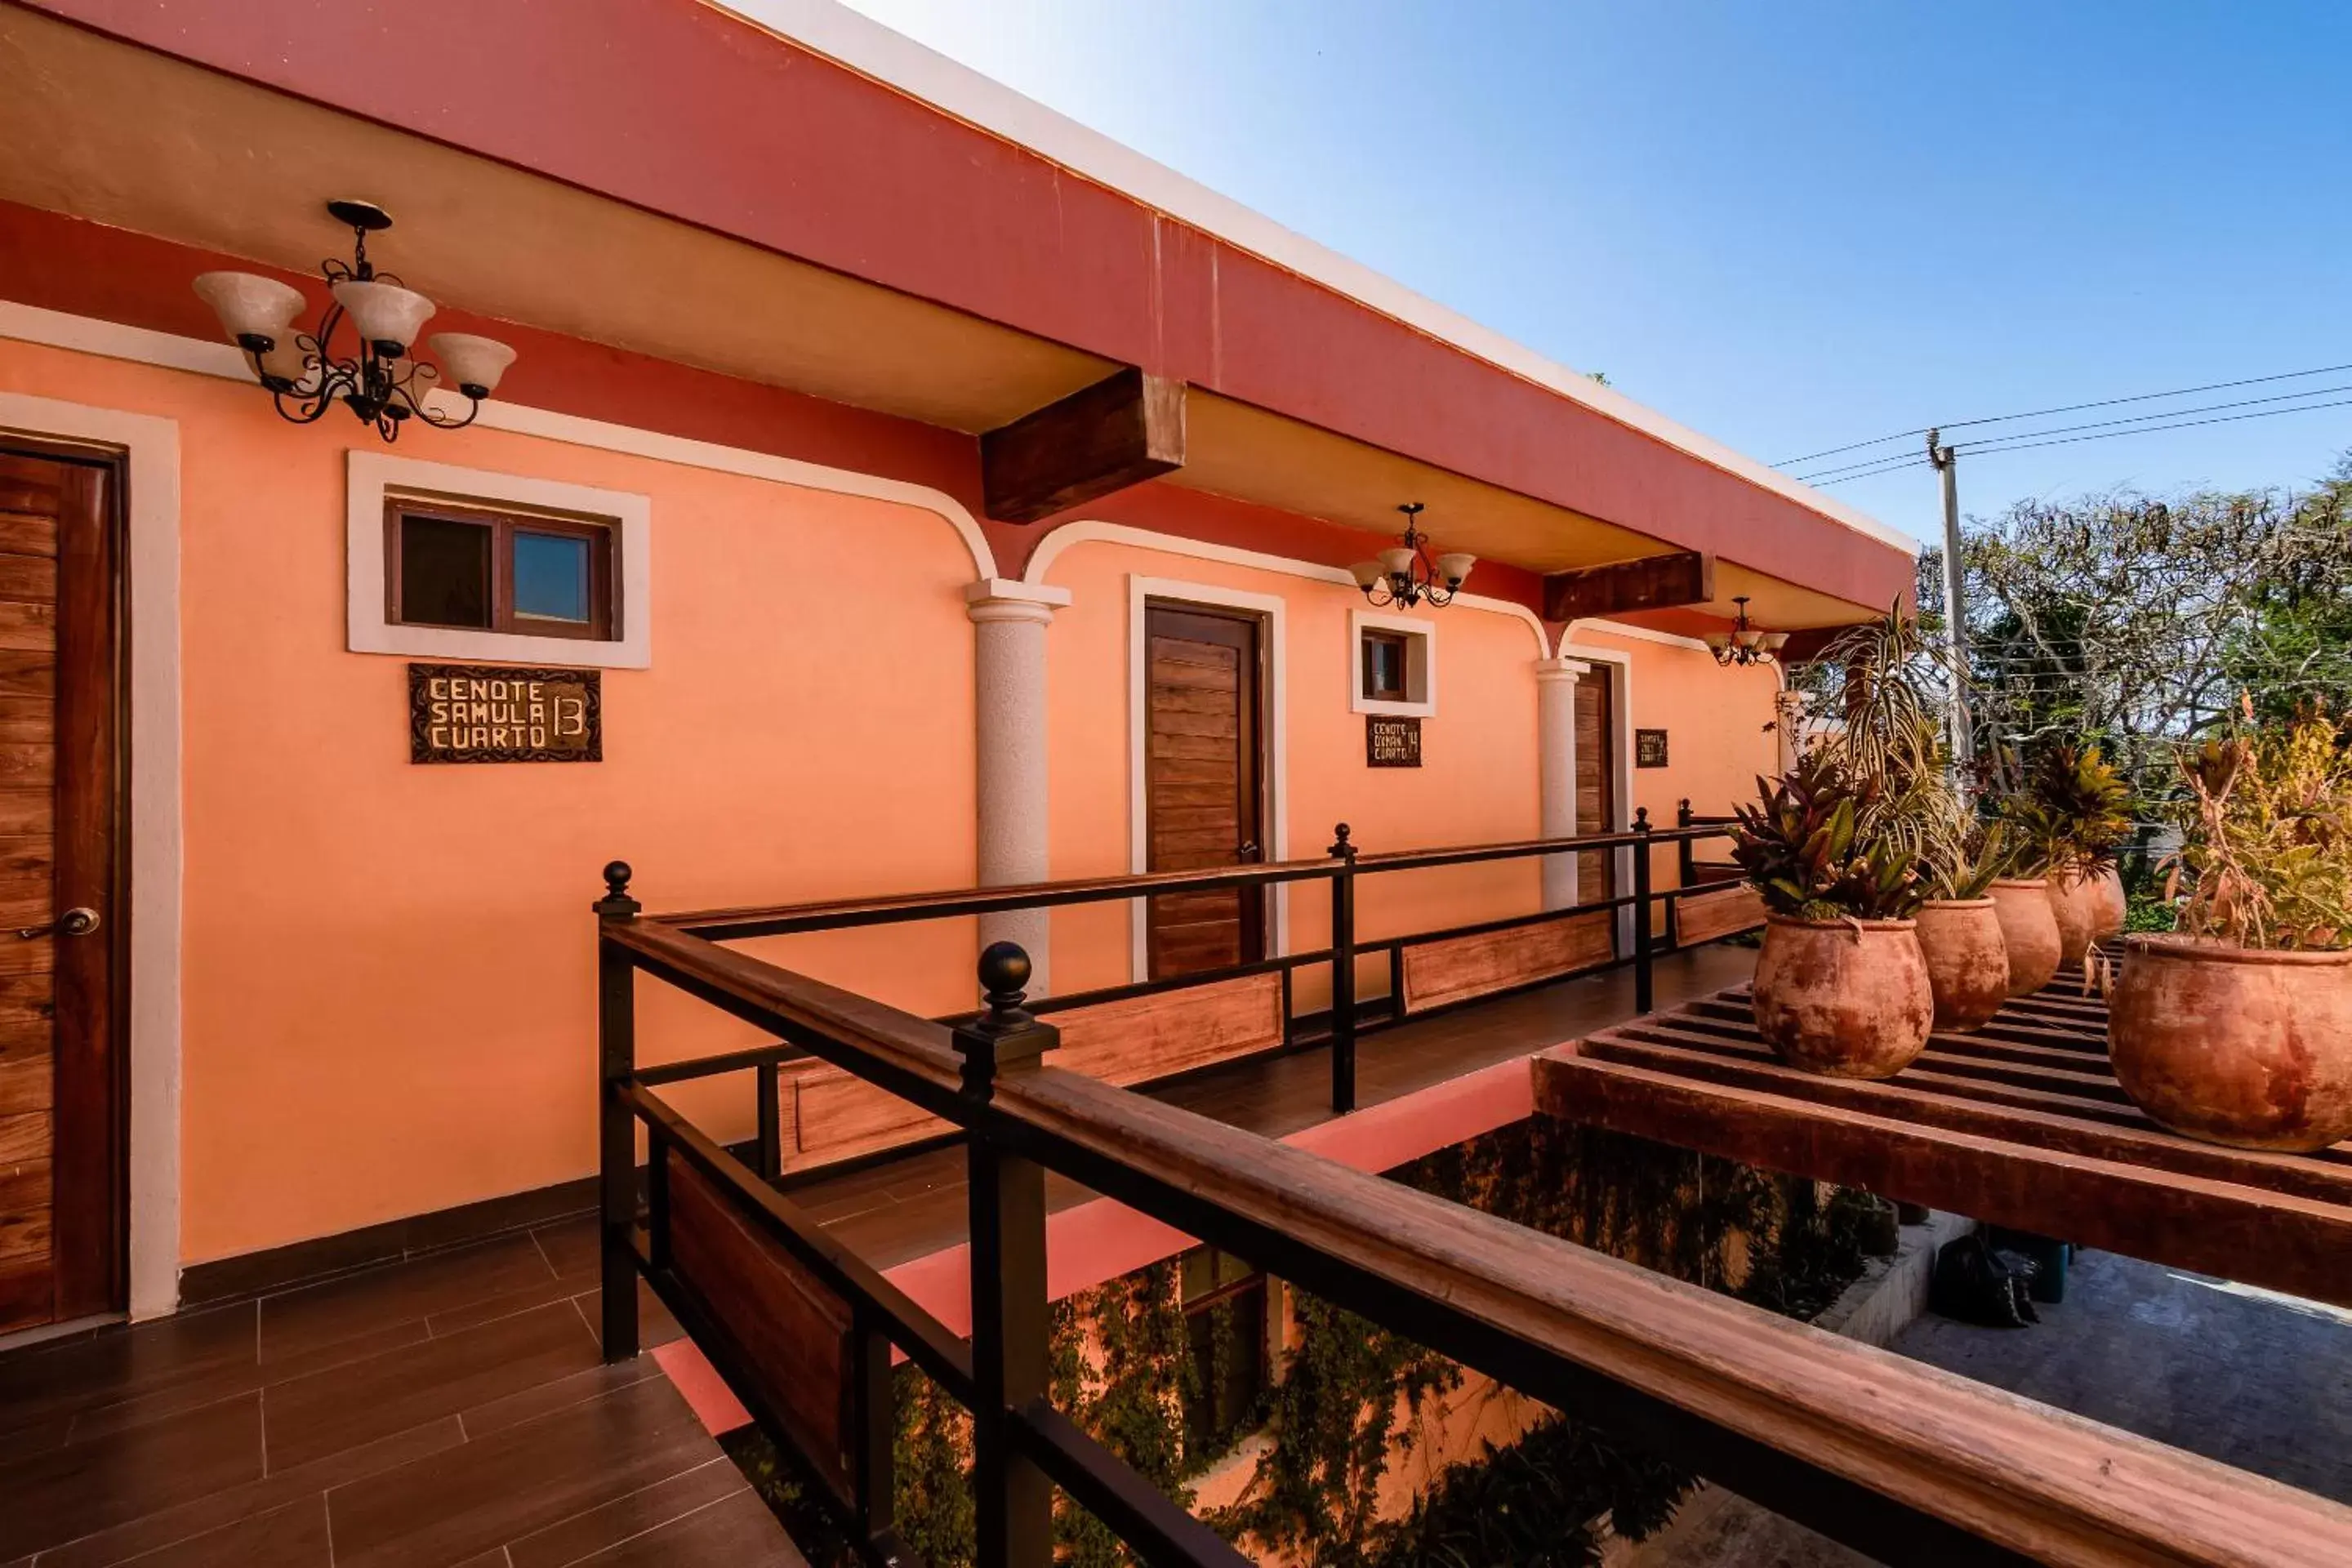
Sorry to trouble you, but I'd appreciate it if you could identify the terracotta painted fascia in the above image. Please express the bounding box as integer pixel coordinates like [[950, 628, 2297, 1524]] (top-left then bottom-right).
[[21, 0, 1915, 611], [0, 202, 1568, 618]]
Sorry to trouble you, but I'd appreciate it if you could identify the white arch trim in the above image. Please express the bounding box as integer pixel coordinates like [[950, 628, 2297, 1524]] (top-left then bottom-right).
[[1023, 519, 1551, 658], [0, 300, 1000, 581]]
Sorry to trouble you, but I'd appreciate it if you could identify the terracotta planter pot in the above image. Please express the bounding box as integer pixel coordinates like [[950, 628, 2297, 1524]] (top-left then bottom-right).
[[1988, 878, 2063, 996], [1753, 915, 1934, 1079], [2047, 871, 2100, 969], [1914, 898, 2009, 1033], [2109, 935, 2352, 1152], [2086, 864, 2128, 942]]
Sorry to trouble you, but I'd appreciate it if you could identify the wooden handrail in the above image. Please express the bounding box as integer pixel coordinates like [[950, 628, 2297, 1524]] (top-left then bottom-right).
[[599, 915, 2352, 1566], [987, 1063, 2352, 1568]]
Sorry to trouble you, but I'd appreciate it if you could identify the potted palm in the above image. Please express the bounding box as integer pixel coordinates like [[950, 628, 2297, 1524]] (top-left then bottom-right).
[[2001, 744, 2135, 970], [2111, 706, 2352, 1152], [1802, 611, 2015, 1031], [1731, 754, 1934, 1078]]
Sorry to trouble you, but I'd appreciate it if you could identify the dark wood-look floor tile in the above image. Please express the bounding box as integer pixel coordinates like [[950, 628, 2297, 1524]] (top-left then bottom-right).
[[60, 1318, 430, 1448], [0, 1390, 262, 1559], [528, 1214, 600, 1281], [256, 1232, 556, 1365], [568, 1486, 804, 1566], [0, 1303, 255, 1437], [112, 1494, 331, 1568], [33, 1417, 466, 1568], [502, 1455, 750, 1568], [571, 1280, 683, 1356], [262, 1302, 598, 1472], [459, 1357, 663, 1442], [326, 1373, 719, 1567]]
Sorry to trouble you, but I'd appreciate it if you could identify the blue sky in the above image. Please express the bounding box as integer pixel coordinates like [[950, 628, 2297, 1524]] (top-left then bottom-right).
[[831, 0, 2352, 544]]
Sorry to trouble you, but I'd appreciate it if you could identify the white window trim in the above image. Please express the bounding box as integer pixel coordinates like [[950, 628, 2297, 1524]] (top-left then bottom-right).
[[1348, 608, 1437, 717], [347, 451, 652, 669], [1127, 575, 1290, 982]]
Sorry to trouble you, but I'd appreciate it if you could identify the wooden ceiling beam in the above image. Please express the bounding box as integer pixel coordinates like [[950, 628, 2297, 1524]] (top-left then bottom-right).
[[981, 366, 1187, 524], [1541, 550, 1713, 623]]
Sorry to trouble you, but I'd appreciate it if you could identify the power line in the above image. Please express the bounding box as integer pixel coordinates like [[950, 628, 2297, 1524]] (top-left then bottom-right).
[[1794, 394, 2352, 484], [1773, 360, 2352, 467], [1946, 382, 2352, 452]]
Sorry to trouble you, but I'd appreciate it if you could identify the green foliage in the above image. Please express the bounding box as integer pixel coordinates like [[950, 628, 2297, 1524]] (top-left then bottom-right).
[[1731, 753, 1927, 920], [1054, 1261, 1209, 1567], [1932, 820, 2019, 901], [1208, 1295, 1460, 1565], [2167, 704, 2352, 951], [1369, 1410, 1692, 1568], [1998, 743, 2135, 879]]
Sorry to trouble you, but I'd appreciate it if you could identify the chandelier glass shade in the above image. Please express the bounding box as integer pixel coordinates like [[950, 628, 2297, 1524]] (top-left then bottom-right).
[[193, 200, 516, 444], [1705, 595, 1790, 667], [1349, 503, 1475, 610]]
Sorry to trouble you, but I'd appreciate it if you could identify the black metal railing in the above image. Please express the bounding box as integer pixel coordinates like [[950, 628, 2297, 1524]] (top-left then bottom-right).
[[657, 810, 1744, 1117], [592, 868, 2351, 1568]]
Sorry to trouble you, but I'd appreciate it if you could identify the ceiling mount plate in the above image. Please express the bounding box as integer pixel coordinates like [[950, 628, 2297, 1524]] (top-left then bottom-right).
[[326, 198, 393, 232]]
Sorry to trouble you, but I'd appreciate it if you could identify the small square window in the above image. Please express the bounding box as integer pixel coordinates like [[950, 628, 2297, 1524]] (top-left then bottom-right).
[[1361, 630, 1410, 702], [386, 500, 615, 641]]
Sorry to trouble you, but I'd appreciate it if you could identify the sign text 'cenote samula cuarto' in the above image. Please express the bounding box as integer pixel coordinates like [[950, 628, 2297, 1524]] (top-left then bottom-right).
[[408, 663, 601, 764]]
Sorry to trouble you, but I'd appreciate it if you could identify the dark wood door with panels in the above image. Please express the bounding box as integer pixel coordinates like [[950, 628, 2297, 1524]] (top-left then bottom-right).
[[1143, 605, 1267, 979], [1575, 668, 1618, 941], [0, 449, 123, 1335]]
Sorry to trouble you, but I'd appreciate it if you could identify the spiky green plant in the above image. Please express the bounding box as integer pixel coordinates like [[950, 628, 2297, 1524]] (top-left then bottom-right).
[[1731, 754, 1927, 920], [1924, 820, 2019, 901], [2166, 701, 2352, 951], [2000, 744, 2135, 879]]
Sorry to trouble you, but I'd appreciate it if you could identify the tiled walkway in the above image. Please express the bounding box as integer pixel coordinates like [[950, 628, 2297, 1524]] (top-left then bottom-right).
[[0, 1213, 801, 1567], [0, 946, 1754, 1565]]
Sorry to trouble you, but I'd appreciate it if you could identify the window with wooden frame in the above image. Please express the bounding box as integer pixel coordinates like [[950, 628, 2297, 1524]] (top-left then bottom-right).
[[385, 497, 617, 641], [1361, 629, 1410, 702]]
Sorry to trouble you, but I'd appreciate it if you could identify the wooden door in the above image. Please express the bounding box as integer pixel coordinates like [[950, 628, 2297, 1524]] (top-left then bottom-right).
[[1144, 606, 1266, 980], [1575, 670, 1616, 921], [0, 449, 122, 1334]]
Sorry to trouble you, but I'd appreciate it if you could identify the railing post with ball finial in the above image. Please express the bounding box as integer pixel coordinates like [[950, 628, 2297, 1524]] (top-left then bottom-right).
[[592, 860, 641, 1364], [1329, 823, 1359, 1114], [955, 942, 1057, 1568]]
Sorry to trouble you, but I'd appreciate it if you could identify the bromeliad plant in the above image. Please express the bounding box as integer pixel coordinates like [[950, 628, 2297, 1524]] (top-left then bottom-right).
[[1924, 819, 2019, 902], [2000, 743, 2135, 880], [1731, 754, 1927, 921], [2167, 702, 2352, 951]]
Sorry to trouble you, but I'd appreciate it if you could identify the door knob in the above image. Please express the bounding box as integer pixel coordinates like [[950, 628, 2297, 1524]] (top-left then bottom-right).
[[1236, 840, 1262, 862], [17, 906, 99, 940]]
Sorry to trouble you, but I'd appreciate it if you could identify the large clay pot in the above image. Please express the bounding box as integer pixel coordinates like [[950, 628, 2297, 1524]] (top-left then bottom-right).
[[1987, 878, 2063, 996], [2110, 935, 2352, 1152], [2047, 871, 2100, 969], [2085, 865, 2128, 942], [1914, 898, 2009, 1033], [1753, 916, 1935, 1079]]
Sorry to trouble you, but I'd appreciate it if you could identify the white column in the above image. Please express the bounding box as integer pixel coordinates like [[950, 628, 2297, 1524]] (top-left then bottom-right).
[[966, 578, 1071, 996], [1535, 656, 1591, 911]]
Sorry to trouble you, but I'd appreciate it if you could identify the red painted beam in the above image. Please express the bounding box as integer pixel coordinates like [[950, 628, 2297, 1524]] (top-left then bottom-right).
[[18, 0, 1914, 612]]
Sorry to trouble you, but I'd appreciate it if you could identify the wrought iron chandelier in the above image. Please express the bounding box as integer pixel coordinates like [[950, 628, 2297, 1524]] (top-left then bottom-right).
[[1705, 595, 1790, 666], [193, 200, 517, 444], [1348, 504, 1476, 610]]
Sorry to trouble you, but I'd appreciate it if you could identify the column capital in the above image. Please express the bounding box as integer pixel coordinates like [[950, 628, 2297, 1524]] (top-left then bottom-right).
[[965, 577, 1071, 626], [1535, 655, 1592, 681]]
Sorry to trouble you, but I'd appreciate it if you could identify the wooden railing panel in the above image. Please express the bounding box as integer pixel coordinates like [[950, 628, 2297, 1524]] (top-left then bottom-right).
[[1673, 884, 1765, 947], [784, 971, 1285, 1172], [1400, 910, 1612, 1014], [666, 1151, 855, 1490]]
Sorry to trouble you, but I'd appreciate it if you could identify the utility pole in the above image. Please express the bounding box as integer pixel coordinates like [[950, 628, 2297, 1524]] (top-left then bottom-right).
[[1927, 430, 1974, 777]]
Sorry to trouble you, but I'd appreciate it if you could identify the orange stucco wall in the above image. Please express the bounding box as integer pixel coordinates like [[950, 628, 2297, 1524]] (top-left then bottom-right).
[[0, 338, 984, 1263], [0, 334, 1789, 1272]]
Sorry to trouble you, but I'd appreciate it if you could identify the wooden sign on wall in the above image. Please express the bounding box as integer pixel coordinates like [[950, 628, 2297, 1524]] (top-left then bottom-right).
[[1636, 728, 1669, 768], [410, 663, 601, 764], [1366, 714, 1423, 768]]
